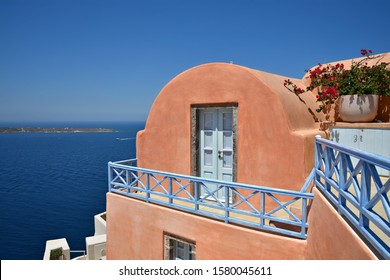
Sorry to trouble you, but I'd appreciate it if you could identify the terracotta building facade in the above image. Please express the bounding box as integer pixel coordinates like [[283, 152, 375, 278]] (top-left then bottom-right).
[[106, 54, 389, 260]]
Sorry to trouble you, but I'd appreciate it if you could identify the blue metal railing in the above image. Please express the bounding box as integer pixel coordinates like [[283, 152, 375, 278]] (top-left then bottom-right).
[[314, 135, 390, 259], [108, 160, 314, 239], [108, 136, 389, 258]]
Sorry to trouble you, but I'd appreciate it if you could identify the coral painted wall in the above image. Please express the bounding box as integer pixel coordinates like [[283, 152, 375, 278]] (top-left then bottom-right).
[[306, 188, 377, 260], [106, 193, 307, 260], [106, 189, 378, 259]]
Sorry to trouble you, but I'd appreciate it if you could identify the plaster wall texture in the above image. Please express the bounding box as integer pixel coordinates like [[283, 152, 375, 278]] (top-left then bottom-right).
[[306, 188, 377, 260], [106, 190, 378, 260], [136, 63, 322, 192], [106, 192, 307, 260], [105, 56, 388, 260]]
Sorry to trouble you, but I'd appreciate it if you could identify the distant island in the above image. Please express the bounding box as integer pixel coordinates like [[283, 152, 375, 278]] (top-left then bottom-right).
[[0, 127, 117, 133]]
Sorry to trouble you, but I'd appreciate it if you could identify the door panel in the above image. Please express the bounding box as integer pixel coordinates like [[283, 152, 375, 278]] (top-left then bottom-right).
[[200, 110, 218, 180], [218, 108, 233, 184], [199, 108, 234, 201]]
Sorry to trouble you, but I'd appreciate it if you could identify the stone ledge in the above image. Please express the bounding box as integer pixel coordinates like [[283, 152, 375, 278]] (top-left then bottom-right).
[[333, 122, 390, 129]]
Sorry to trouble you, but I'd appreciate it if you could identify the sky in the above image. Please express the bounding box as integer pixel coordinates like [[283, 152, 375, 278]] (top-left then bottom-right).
[[0, 0, 389, 123]]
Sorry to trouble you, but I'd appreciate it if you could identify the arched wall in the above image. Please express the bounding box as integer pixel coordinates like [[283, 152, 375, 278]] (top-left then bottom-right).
[[136, 63, 322, 190]]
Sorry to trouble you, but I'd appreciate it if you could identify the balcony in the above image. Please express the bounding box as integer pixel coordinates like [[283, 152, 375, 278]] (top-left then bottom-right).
[[108, 136, 390, 259], [314, 136, 390, 259], [108, 165, 314, 240]]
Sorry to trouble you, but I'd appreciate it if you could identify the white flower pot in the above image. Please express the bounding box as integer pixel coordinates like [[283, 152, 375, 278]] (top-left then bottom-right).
[[339, 94, 379, 122]]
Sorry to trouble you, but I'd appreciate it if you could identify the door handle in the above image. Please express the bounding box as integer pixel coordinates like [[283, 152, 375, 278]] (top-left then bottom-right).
[[218, 150, 223, 159]]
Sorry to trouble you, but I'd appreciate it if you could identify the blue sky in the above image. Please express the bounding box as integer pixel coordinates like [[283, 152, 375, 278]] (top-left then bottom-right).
[[0, 0, 389, 123]]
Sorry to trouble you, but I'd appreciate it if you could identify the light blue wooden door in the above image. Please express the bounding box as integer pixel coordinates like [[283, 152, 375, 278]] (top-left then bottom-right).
[[199, 108, 234, 200]]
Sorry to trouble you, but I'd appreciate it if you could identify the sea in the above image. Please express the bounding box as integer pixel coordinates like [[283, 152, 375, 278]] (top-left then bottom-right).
[[0, 121, 145, 260]]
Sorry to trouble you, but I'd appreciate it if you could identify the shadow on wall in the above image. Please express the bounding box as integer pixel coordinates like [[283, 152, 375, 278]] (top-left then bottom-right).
[[378, 96, 390, 122]]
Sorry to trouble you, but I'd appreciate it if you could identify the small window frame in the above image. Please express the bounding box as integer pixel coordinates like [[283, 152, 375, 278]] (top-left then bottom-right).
[[163, 233, 196, 260]]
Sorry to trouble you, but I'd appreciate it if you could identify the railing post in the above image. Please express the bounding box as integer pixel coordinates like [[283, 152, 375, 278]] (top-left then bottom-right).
[[314, 136, 320, 168], [324, 147, 332, 192], [168, 177, 173, 204], [194, 182, 199, 211], [126, 169, 129, 194], [225, 185, 229, 224], [314, 135, 321, 189], [360, 162, 370, 229], [338, 154, 347, 214], [301, 198, 307, 238], [146, 173, 150, 203], [260, 192, 265, 227], [108, 162, 112, 192]]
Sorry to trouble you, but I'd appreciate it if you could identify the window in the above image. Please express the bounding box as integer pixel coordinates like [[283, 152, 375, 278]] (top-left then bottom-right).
[[164, 234, 196, 260]]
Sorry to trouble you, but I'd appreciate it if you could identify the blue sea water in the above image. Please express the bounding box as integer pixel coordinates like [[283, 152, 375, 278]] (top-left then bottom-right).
[[0, 121, 145, 260]]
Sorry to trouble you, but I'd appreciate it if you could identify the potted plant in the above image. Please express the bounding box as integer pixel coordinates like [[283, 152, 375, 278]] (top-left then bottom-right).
[[284, 49, 390, 123]]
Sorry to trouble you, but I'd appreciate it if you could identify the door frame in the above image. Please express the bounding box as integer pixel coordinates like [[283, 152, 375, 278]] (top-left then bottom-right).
[[191, 103, 238, 187]]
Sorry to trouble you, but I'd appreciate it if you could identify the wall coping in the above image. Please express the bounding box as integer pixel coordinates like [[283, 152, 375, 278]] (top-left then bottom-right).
[[332, 122, 390, 129]]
